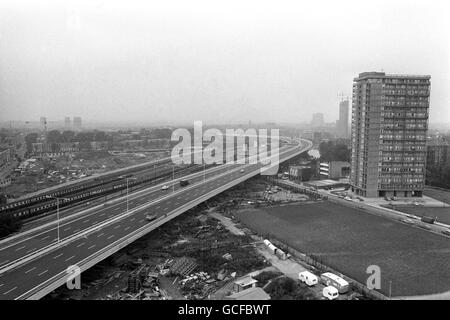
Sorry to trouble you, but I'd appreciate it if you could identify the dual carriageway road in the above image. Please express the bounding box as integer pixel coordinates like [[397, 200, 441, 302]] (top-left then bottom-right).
[[0, 139, 312, 299]]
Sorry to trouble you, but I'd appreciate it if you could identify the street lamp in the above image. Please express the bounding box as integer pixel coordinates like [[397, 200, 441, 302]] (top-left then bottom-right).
[[125, 177, 137, 213], [172, 165, 175, 193], [46, 195, 70, 245]]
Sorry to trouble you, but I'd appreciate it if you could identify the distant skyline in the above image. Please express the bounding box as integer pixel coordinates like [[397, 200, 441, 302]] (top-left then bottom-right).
[[1, 0, 449, 124]]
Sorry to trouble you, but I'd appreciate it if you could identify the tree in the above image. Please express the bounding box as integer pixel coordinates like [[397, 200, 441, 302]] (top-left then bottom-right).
[[75, 132, 95, 142], [47, 130, 62, 143], [319, 141, 350, 162], [94, 131, 107, 142], [0, 194, 7, 205], [0, 214, 23, 238], [61, 130, 76, 142]]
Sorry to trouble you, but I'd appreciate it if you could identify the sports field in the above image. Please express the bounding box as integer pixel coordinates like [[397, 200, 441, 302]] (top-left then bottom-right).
[[234, 201, 450, 297]]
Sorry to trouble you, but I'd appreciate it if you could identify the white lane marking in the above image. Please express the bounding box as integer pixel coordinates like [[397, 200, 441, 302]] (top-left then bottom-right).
[[73, 229, 80, 233], [53, 253, 63, 260], [97, 233, 105, 238], [130, 218, 135, 222], [3, 286, 17, 295], [26, 248, 37, 254], [38, 270, 48, 276], [139, 219, 144, 223], [88, 245, 96, 250], [24, 267, 37, 274], [65, 255, 75, 262], [63, 226, 71, 231], [42, 235, 50, 240], [0, 260, 10, 265], [83, 219, 90, 223], [0, 284, 3, 288], [125, 226, 130, 231], [99, 213, 105, 217], [107, 235, 114, 240], [15, 245, 26, 251], [113, 225, 121, 229], [76, 242, 85, 248]]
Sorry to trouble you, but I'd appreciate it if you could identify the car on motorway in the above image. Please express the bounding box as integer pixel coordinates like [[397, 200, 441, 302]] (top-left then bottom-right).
[[145, 214, 157, 222], [402, 218, 414, 224], [442, 229, 450, 236], [179, 179, 189, 187], [161, 185, 169, 190], [240, 169, 245, 173]]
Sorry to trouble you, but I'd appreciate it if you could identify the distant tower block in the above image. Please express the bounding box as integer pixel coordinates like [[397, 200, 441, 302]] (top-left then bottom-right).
[[73, 116, 82, 130], [311, 113, 324, 128], [65, 117, 71, 128], [337, 100, 349, 138]]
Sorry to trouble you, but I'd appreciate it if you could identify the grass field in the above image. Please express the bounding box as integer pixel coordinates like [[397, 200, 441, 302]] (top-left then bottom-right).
[[234, 202, 450, 297], [424, 187, 450, 205]]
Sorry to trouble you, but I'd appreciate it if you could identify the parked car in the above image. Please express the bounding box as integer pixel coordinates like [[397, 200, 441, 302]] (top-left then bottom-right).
[[322, 286, 339, 300], [298, 271, 318, 287]]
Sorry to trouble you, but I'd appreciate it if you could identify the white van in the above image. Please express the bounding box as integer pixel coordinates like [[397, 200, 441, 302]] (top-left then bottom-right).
[[322, 286, 339, 300], [298, 271, 318, 286]]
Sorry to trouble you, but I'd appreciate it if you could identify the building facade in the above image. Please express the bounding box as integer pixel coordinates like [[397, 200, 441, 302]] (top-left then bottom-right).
[[350, 72, 430, 198], [427, 143, 450, 167], [320, 161, 350, 179], [64, 117, 71, 129], [73, 117, 82, 130], [337, 99, 349, 138], [311, 113, 325, 128]]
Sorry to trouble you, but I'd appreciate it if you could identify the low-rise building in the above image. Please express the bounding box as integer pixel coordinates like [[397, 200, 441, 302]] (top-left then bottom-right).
[[319, 161, 350, 179], [225, 287, 270, 300], [289, 165, 312, 181], [233, 276, 258, 293]]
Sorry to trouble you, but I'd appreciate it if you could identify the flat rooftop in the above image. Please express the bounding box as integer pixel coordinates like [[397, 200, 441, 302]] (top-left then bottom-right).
[[355, 72, 431, 81], [225, 287, 270, 300]]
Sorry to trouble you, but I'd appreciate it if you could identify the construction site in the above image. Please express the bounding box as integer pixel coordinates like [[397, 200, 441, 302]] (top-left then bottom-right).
[[44, 176, 368, 301]]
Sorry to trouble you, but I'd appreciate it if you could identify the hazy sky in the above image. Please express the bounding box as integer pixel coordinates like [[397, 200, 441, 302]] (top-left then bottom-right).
[[0, 0, 449, 125]]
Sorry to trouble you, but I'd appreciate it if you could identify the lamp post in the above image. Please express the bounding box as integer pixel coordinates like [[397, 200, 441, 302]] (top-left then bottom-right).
[[389, 280, 392, 299], [46, 196, 70, 245], [172, 165, 175, 192], [126, 177, 137, 213], [203, 163, 206, 183]]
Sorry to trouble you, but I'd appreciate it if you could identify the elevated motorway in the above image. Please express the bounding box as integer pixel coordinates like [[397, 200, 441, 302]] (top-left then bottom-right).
[[0, 138, 312, 299]]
